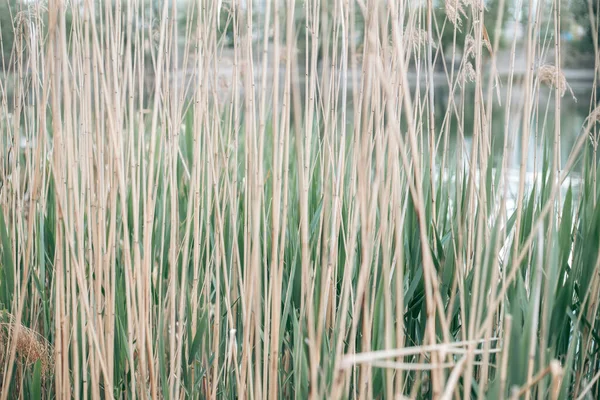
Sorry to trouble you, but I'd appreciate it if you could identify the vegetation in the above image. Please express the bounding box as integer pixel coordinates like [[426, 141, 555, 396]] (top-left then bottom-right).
[[0, 0, 600, 398]]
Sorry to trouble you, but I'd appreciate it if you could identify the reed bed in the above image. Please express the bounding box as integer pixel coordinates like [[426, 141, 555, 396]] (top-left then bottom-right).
[[0, 0, 599, 398]]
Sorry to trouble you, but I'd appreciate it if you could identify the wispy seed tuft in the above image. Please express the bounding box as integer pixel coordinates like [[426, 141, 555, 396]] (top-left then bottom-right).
[[0, 320, 54, 375], [538, 64, 576, 100], [445, 0, 466, 27]]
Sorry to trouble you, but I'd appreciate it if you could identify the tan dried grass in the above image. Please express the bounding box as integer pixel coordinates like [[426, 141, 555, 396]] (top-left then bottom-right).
[[464, 31, 492, 59], [538, 64, 576, 100], [408, 28, 437, 50], [587, 105, 600, 146], [0, 316, 53, 375], [445, 0, 466, 27], [461, 62, 477, 84], [590, 105, 600, 124], [463, 0, 486, 11], [444, 0, 487, 28]]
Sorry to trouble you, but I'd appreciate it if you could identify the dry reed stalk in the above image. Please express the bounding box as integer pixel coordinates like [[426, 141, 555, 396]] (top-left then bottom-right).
[[590, 105, 600, 124], [382, 1, 455, 396], [469, 0, 487, 10], [0, 0, 598, 398]]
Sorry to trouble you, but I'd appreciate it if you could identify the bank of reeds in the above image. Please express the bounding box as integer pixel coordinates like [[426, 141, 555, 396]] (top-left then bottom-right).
[[0, 0, 599, 398]]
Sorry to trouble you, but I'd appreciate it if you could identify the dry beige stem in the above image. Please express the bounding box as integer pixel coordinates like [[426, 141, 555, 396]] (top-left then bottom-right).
[[590, 105, 600, 124], [587, 105, 600, 146], [482, 25, 493, 54]]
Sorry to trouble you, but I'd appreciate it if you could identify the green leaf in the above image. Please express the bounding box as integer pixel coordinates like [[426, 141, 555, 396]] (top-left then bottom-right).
[[0, 208, 14, 307], [30, 360, 42, 400]]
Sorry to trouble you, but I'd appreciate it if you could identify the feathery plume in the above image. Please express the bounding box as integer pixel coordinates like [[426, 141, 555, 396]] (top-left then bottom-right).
[[538, 64, 576, 100], [461, 62, 477, 84], [0, 313, 53, 375], [445, 0, 466, 27]]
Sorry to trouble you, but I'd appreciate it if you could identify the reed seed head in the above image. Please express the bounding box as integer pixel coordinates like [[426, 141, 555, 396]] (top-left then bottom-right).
[[408, 28, 437, 50], [461, 61, 477, 84], [537, 64, 574, 99], [590, 105, 600, 124], [0, 321, 53, 375], [445, 0, 466, 27], [463, 0, 487, 11]]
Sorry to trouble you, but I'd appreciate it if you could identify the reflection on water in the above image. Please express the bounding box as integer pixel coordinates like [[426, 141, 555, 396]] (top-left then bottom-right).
[[335, 74, 596, 169], [329, 71, 597, 213], [340, 77, 596, 171]]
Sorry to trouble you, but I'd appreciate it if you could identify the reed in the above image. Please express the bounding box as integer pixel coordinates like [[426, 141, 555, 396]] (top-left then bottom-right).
[[0, 0, 599, 398]]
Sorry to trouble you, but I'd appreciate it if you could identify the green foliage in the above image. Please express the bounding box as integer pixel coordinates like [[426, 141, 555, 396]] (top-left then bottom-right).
[[570, 0, 599, 59], [0, 1, 599, 399], [0, 1, 16, 66], [0, 207, 14, 309]]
